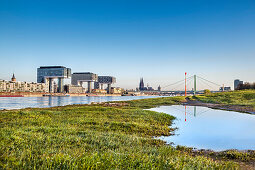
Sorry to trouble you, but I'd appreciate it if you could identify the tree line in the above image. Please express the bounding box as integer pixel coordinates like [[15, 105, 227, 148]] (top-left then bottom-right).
[[237, 82, 255, 90]]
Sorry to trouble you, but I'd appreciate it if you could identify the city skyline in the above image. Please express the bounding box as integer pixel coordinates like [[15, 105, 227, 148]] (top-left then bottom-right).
[[0, 0, 254, 90]]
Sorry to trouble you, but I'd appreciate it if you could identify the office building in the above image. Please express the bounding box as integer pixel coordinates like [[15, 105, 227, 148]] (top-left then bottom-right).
[[234, 79, 243, 90], [37, 66, 71, 93]]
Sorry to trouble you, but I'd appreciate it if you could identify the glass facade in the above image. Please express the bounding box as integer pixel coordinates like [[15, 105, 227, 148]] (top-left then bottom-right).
[[37, 66, 71, 83]]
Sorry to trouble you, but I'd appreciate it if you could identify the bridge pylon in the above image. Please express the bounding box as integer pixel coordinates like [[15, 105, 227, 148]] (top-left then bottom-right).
[[194, 75, 197, 95]]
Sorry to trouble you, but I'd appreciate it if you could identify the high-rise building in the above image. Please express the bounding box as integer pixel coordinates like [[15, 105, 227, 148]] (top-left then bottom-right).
[[234, 79, 243, 90]]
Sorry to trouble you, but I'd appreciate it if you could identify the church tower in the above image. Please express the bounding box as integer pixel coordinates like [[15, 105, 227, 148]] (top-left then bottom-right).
[[11, 73, 16, 82], [139, 78, 144, 91]]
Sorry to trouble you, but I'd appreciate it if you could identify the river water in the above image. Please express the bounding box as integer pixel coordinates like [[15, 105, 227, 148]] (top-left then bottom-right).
[[150, 105, 255, 151], [0, 96, 160, 110]]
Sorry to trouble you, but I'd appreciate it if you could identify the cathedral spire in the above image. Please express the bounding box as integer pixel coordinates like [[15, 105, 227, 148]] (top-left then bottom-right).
[[139, 77, 145, 91]]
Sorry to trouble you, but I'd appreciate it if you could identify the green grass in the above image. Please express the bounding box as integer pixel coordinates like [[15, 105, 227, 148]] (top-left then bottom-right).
[[0, 97, 239, 169], [119, 96, 187, 109], [193, 90, 255, 108]]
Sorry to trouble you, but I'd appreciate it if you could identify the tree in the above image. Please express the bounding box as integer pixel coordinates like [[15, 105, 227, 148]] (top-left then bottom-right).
[[204, 89, 211, 95]]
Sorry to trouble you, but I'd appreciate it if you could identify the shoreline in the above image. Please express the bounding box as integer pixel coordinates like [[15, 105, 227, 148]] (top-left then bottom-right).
[[184, 97, 255, 114]]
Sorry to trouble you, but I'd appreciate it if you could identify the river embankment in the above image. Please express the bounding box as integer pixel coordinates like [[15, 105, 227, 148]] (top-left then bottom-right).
[[184, 90, 255, 114]]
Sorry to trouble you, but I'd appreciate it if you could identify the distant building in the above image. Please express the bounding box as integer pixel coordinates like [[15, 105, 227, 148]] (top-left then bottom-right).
[[91, 89, 107, 94], [64, 85, 86, 94], [110, 87, 124, 94], [138, 78, 156, 91], [0, 74, 48, 93], [219, 86, 231, 91], [147, 87, 154, 91], [139, 78, 145, 91], [158, 85, 161, 91], [37, 66, 71, 93], [234, 79, 243, 90], [94, 76, 116, 93], [11, 73, 16, 82]]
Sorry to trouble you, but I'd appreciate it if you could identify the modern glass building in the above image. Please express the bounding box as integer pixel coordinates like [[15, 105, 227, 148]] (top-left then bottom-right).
[[37, 66, 71, 93]]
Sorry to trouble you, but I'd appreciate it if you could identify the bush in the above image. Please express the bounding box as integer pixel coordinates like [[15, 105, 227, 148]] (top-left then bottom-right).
[[204, 89, 211, 95]]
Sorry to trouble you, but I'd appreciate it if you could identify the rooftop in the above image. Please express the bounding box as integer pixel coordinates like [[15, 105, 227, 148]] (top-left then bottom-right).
[[39, 66, 66, 69], [73, 72, 94, 74]]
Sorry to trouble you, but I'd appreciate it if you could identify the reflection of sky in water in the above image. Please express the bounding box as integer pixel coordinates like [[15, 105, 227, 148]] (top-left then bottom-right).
[[150, 105, 255, 151], [0, 96, 161, 110]]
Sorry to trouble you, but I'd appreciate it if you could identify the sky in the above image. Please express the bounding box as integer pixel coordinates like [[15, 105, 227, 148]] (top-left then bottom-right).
[[0, 0, 254, 90]]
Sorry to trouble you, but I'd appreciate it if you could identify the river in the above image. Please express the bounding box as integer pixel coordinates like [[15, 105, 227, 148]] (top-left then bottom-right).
[[150, 105, 255, 151], [0, 96, 160, 110]]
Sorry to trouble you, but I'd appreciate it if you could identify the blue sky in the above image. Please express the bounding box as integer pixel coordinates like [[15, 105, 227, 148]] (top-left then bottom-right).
[[0, 0, 254, 90]]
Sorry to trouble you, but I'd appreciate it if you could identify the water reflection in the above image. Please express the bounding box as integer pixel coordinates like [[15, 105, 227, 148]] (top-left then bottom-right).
[[0, 96, 161, 110], [150, 105, 255, 151]]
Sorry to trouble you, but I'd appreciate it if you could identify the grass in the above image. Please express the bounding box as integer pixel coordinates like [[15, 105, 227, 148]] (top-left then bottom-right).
[[117, 96, 187, 109], [192, 90, 255, 108], [0, 96, 240, 169]]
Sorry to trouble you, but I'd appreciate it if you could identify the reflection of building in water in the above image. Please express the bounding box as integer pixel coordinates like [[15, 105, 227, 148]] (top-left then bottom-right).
[[48, 97, 53, 106]]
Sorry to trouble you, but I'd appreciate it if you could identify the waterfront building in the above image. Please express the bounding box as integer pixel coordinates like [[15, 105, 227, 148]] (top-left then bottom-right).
[[64, 85, 86, 94], [158, 85, 161, 91], [72, 73, 116, 94], [219, 86, 231, 91], [71, 72, 98, 93], [91, 89, 107, 94], [234, 79, 243, 90], [94, 76, 116, 93], [110, 87, 124, 94], [0, 79, 48, 93], [37, 66, 71, 93]]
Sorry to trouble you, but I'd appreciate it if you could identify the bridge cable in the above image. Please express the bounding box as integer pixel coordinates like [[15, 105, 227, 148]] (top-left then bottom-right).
[[196, 75, 221, 87], [168, 77, 193, 91], [197, 78, 215, 90], [162, 76, 193, 89]]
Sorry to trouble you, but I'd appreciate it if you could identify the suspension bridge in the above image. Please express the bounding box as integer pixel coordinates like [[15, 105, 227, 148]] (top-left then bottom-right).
[[159, 72, 224, 96]]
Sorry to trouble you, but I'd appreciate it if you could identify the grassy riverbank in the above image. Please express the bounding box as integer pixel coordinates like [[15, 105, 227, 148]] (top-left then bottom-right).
[[193, 90, 255, 109], [0, 96, 243, 169]]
